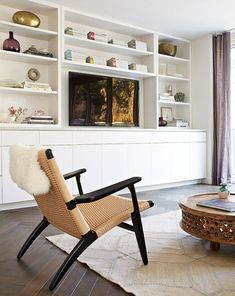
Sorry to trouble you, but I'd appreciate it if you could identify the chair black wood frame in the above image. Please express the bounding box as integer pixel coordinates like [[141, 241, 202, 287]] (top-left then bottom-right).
[[16, 149, 154, 290]]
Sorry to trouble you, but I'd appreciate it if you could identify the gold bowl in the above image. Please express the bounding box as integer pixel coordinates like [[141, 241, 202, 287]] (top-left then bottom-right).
[[12, 11, 40, 28], [159, 43, 177, 56]]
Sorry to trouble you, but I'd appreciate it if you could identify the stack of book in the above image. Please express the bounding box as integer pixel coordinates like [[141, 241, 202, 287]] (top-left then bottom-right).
[[128, 63, 148, 72], [23, 82, 52, 92], [64, 49, 86, 63], [128, 40, 147, 51], [22, 115, 54, 124], [107, 58, 128, 69], [108, 39, 128, 47]]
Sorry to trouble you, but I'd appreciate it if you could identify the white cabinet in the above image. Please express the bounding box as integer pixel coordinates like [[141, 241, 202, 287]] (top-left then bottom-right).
[[73, 145, 102, 193], [170, 143, 190, 182], [127, 144, 151, 187], [151, 143, 172, 185], [2, 147, 33, 203], [101, 144, 129, 187], [190, 142, 206, 179], [0, 1, 60, 128]]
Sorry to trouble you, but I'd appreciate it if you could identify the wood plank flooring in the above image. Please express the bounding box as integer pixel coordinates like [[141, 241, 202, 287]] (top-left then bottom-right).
[[0, 207, 129, 296]]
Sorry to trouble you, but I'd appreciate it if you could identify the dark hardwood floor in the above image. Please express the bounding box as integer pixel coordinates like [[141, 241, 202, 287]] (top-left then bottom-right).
[[0, 207, 129, 296], [0, 184, 218, 295]]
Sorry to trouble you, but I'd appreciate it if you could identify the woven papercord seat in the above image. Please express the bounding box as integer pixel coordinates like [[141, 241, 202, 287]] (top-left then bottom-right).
[[10, 145, 154, 291]]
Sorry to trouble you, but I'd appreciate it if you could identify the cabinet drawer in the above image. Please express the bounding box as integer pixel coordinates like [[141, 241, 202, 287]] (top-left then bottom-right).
[[190, 132, 206, 142], [40, 131, 73, 145], [2, 131, 39, 146], [151, 132, 191, 143], [101, 131, 151, 144], [73, 131, 102, 144]]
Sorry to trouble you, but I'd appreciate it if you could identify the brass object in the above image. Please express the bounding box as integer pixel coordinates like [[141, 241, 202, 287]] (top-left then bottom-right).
[[12, 11, 40, 28], [159, 43, 177, 56]]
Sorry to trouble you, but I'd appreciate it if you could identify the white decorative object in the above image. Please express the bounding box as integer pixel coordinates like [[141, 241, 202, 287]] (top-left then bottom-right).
[[9, 144, 50, 195]]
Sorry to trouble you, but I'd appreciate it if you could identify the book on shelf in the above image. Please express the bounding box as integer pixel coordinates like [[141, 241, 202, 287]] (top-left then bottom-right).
[[197, 198, 235, 212], [22, 116, 54, 124]]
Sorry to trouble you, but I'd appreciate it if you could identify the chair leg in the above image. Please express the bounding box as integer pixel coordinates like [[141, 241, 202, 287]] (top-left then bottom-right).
[[49, 230, 98, 291], [131, 212, 148, 265], [17, 217, 49, 259]]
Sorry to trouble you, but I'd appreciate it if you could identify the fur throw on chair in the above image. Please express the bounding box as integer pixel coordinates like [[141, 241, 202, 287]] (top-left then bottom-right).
[[9, 144, 50, 195]]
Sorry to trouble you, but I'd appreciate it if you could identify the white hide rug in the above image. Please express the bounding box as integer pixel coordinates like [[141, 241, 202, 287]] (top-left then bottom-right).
[[47, 211, 235, 296]]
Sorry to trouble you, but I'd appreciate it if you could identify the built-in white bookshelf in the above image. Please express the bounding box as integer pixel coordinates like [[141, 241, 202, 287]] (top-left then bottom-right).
[[0, 0, 60, 127], [62, 8, 156, 80], [157, 33, 191, 129]]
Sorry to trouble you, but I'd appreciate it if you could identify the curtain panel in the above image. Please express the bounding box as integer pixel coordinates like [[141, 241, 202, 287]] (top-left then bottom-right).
[[212, 32, 231, 185]]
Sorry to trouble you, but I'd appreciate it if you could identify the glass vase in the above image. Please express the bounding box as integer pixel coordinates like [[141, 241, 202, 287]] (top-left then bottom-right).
[[3, 31, 20, 52]]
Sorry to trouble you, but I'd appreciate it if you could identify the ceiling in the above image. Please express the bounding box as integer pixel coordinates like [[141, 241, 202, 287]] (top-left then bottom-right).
[[51, 0, 235, 39]]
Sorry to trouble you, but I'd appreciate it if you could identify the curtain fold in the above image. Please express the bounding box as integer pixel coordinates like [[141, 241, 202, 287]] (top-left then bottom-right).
[[212, 32, 231, 185]]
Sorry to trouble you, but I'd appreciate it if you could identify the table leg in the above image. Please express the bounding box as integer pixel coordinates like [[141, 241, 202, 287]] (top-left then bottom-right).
[[210, 241, 220, 251]]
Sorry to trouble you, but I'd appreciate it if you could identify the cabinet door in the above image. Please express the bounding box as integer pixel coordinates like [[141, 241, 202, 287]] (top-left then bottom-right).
[[170, 143, 190, 182], [127, 144, 151, 187], [151, 143, 172, 185], [2, 147, 32, 203], [73, 145, 102, 193], [102, 144, 129, 187], [190, 142, 206, 179]]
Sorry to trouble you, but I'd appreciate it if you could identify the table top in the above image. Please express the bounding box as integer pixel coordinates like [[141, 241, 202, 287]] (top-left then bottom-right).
[[179, 192, 235, 219]]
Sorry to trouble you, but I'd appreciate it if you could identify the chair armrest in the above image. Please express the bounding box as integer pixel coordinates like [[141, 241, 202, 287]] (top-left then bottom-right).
[[73, 176, 141, 204], [63, 168, 86, 180]]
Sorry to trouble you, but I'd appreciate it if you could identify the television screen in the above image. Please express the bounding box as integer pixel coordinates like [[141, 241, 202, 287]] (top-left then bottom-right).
[[69, 72, 139, 126]]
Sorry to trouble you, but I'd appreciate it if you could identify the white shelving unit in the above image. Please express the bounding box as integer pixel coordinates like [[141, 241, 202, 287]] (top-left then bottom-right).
[[62, 8, 156, 80], [0, 0, 60, 127], [157, 33, 191, 129]]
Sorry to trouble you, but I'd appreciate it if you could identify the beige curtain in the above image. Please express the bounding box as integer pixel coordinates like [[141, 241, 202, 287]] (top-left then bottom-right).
[[212, 32, 231, 185]]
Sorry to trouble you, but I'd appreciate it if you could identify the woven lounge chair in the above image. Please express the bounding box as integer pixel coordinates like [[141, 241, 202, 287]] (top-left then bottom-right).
[[10, 145, 154, 290]]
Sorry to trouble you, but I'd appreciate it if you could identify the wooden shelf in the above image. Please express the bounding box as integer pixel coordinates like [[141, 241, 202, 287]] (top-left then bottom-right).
[[62, 60, 156, 79], [0, 86, 58, 95], [0, 21, 58, 40], [64, 35, 154, 57], [0, 50, 58, 64]]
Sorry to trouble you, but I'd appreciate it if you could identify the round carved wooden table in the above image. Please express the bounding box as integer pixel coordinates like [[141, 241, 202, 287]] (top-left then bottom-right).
[[179, 193, 235, 251]]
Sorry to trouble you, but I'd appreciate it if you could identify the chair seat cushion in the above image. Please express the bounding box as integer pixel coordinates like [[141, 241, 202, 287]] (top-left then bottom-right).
[[77, 195, 150, 237]]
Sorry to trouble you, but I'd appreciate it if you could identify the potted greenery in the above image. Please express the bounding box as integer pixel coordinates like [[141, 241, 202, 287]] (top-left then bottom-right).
[[218, 183, 230, 199]]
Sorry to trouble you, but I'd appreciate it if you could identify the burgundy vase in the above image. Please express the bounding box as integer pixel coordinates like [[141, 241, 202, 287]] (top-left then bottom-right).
[[3, 31, 20, 52], [159, 117, 167, 127]]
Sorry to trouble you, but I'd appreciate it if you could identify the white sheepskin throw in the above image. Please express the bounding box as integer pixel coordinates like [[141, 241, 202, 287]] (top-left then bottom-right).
[[9, 144, 50, 195]]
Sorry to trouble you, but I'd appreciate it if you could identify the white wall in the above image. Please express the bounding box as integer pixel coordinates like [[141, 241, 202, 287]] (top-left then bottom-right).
[[191, 35, 213, 183]]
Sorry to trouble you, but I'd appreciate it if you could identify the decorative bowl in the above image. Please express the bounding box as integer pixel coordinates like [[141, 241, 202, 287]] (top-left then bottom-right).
[[12, 11, 40, 28], [159, 43, 177, 56]]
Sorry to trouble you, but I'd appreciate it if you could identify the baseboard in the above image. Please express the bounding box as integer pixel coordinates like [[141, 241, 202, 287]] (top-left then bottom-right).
[[202, 177, 212, 184], [0, 200, 36, 211]]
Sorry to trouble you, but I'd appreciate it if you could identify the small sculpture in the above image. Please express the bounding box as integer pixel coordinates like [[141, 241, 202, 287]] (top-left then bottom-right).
[[28, 68, 40, 81], [174, 92, 185, 102], [159, 117, 167, 127], [23, 45, 53, 58], [12, 11, 40, 28]]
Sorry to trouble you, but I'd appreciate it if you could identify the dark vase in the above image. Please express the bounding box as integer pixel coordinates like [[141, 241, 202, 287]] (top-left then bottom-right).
[[159, 117, 167, 127], [3, 31, 20, 52]]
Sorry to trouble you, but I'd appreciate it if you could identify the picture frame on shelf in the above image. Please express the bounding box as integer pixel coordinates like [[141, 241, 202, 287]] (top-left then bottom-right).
[[161, 107, 173, 121]]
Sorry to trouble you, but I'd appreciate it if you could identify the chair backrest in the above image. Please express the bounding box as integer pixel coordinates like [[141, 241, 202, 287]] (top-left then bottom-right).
[[10, 145, 90, 238]]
